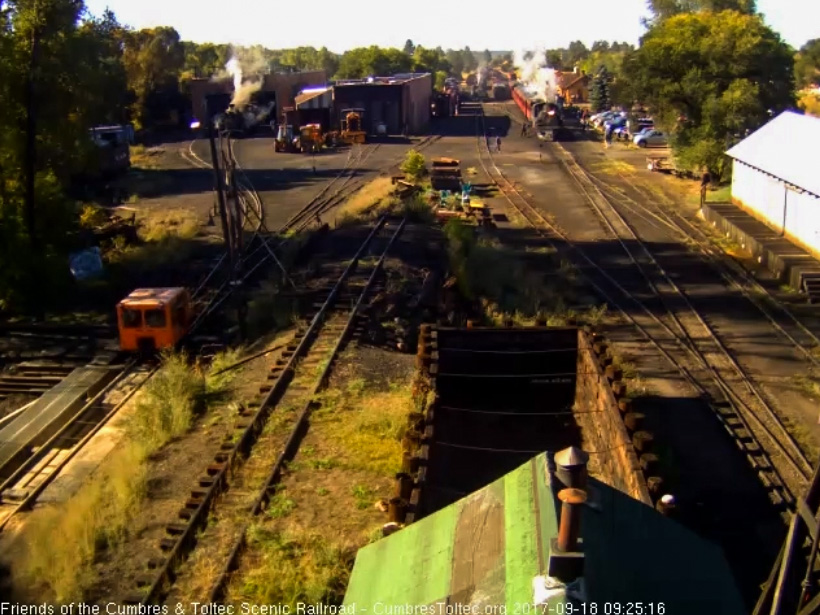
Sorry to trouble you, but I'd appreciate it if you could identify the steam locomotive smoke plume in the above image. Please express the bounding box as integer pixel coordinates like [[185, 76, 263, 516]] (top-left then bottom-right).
[[514, 47, 558, 103], [221, 48, 266, 109]]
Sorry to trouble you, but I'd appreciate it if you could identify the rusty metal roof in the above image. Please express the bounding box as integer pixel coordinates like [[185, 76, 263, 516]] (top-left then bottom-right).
[[343, 453, 745, 613], [726, 111, 820, 198]]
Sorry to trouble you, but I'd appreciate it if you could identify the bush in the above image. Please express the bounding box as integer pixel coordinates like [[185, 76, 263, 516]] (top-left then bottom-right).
[[400, 150, 426, 181], [126, 351, 205, 452]]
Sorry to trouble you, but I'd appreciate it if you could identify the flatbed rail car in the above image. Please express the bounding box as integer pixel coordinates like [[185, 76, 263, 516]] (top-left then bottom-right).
[[646, 155, 696, 178], [116, 288, 193, 353]]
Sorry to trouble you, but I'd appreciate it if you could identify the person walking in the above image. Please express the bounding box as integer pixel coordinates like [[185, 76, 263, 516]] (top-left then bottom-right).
[[700, 169, 712, 206], [520, 122, 527, 137], [604, 124, 613, 149], [496, 135, 502, 152]]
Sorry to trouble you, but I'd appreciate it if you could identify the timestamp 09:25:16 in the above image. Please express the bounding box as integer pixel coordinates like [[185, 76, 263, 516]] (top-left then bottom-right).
[[536, 603, 666, 615]]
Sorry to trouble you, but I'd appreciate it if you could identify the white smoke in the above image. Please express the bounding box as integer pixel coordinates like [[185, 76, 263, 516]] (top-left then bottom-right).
[[514, 47, 559, 103], [226, 55, 242, 92], [219, 48, 268, 109]]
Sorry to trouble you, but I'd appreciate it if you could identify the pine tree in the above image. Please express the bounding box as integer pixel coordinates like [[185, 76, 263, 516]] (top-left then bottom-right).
[[590, 67, 612, 113]]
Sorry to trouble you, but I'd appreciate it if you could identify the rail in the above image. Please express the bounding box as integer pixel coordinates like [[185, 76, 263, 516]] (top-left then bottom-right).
[[131, 215, 405, 604], [473, 105, 806, 509]]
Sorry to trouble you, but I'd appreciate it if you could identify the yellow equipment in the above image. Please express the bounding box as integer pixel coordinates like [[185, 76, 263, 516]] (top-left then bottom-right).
[[340, 109, 366, 144], [274, 123, 299, 153], [299, 124, 323, 153]]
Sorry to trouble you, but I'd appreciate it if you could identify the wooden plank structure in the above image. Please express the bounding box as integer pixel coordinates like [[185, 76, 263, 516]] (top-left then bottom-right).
[[754, 463, 820, 615]]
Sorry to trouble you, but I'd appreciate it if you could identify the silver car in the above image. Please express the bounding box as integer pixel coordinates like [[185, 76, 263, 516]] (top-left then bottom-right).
[[633, 130, 668, 147]]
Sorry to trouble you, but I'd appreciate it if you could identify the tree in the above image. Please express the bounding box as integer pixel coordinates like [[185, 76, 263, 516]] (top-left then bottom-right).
[[403, 39, 415, 55], [545, 49, 563, 69], [336, 46, 412, 78], [434, 70, 448, 91], [795, 39, 820, 89], [483, 49, 492, 64], [589, 67, 612, 112], [566, 41, 589, 66], [121, 26, 185, 130], [0, 0, 126, 310], [626, 10, 793, 177], [412, 45, 449, 74], [446, 49, 465, 76], [646, 0, 756, 22], [462, 46, 477, 72]]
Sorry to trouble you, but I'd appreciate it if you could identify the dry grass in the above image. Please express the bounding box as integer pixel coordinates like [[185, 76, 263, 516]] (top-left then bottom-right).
[[592, 159, 636, 176], [314, 379, 414, 475], [137, 208, 199, 242], [105, 207, 202, 271], [12, 352, 235, 602], [234, 526, 352, 606], [334, 178, 397, 227], [228, 372, 415, 603], [15, 443, 148, 602], [129, 145, 164, 170]]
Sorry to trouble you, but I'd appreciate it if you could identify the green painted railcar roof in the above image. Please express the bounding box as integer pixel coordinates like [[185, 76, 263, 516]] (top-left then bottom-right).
[[343, 453, 745, 614]]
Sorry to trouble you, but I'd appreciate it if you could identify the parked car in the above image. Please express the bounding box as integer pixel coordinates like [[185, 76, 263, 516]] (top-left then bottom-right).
[[625, 126, 655, 141], [633, 130, 668, 147], [626, 119, 654, 139]]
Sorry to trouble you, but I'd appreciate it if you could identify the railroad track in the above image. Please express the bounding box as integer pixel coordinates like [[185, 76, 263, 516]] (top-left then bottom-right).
[[474, 104, 809, 509], [0, 360, 156, 530], [0, 131, 291, 531], [191, 135, 441, 326], [586, 165, 820, 367], [122, 215, 406, 605]]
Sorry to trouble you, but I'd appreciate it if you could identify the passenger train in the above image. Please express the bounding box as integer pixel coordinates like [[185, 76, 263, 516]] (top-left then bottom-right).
[[511, 85, 567, 141]]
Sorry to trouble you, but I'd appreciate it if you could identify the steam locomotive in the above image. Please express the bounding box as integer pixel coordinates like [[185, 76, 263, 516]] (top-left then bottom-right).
[[512, 85, 566, 141]]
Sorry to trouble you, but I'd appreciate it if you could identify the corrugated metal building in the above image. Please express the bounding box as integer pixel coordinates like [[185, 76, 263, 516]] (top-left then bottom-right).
[[293, 87, 333, 131], [332, 72, 432, 135], [726, 111, 820, 257]]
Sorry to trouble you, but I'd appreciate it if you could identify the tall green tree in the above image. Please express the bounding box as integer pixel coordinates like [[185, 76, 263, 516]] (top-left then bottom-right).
[[626, 10, 793, 177], [0, 0, 123, 310], [446, 48, 465, 76], [646, 0, 756, 22], [795, 39, 820, 89], [403, 39, 415, 55], [589, 67, 612, 112], [462, 46, 477, 72], [482, 49, 492, 64], [121, 26, 184, 129]]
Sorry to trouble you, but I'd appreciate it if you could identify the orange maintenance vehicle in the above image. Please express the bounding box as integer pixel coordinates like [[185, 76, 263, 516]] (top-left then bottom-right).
[[116, 287, 193, 352]]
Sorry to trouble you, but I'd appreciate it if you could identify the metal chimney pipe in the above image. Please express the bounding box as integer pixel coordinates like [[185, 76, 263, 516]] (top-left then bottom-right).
[[554, 446, 589, 490], [557, 488, 587, 552]]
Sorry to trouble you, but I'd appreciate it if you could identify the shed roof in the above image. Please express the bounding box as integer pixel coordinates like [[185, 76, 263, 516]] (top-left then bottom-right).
[[726, 111, 820, 198], [343, 453, 745, 613], [294, 88, 330, 106]]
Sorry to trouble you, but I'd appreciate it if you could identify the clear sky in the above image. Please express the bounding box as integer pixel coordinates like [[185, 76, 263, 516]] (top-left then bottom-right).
[[84, 0, 818, 51]]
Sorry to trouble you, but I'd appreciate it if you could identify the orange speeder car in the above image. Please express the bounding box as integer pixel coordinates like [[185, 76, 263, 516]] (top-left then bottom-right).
[[116, 287, 193, 352]]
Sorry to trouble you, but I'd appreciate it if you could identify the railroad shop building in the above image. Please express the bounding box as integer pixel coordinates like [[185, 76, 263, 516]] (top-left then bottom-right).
[[726, 111, 820, 258], [189, 69, 327, 123], [332, 72, 432, 136]]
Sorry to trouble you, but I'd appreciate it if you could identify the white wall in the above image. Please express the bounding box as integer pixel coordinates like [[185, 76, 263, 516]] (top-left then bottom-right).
[[731, 160, 820, 256]]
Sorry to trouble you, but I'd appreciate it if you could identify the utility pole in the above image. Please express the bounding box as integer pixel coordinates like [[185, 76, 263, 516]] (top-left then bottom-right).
[[207, 121, 234, 271]]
